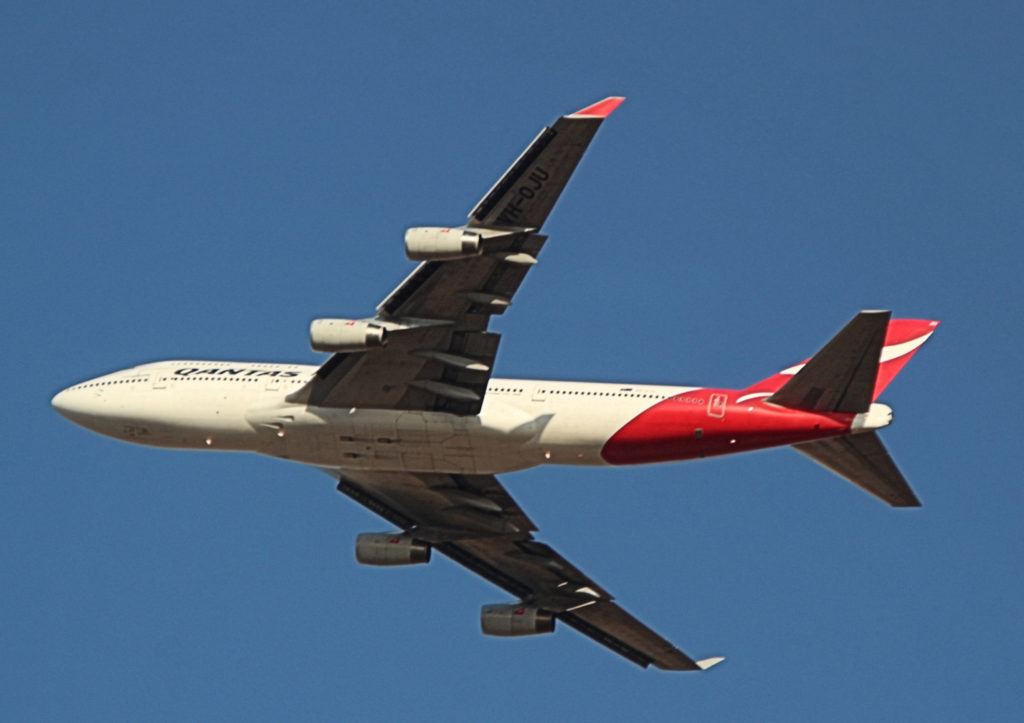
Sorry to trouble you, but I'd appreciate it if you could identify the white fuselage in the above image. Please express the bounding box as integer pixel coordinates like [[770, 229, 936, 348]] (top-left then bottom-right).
[[51, 361, 697, 475]]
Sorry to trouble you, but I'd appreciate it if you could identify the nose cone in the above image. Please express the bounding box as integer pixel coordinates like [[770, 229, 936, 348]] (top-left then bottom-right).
[[51, 387, 76, 420], [51, 385, 102, 429]]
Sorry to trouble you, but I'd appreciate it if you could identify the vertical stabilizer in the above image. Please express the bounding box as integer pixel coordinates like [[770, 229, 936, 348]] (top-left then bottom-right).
[[744, 314, 940, 412], [744, 313, 938, 506], [767, 311, 890, 413], [871, 318, 941, 399]]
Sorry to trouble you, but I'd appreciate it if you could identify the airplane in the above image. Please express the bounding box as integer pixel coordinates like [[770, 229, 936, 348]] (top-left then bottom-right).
[[52, 97, 938, 671]]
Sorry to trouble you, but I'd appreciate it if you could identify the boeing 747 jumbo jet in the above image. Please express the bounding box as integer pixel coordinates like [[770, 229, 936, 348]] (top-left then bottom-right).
[[53, 97, 938, 671]]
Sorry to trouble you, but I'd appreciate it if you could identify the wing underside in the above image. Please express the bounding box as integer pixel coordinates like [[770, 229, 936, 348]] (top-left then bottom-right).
[[334, 468, 713, 670], [291, 98, 625, 415]]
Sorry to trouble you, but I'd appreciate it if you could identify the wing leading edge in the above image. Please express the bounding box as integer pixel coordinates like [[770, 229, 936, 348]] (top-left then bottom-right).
[[291, 98, 625, 416], [334, 468, 721, 671]]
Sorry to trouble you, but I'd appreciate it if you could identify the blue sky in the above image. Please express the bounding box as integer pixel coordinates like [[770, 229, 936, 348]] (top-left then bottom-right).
[[4, 2, 1022, 720]]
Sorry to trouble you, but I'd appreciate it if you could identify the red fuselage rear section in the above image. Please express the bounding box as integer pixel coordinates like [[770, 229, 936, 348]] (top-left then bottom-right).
[[601, 390, 854, 465]]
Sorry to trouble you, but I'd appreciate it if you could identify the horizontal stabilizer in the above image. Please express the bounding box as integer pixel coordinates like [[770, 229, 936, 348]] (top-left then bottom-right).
[[767, 311, 890, 414], [793, 431, 921, 507]]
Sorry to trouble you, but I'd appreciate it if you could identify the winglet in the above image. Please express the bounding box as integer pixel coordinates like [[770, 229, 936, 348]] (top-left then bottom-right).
[[569, 96, 626, 118], [697, 656, 726, 670]]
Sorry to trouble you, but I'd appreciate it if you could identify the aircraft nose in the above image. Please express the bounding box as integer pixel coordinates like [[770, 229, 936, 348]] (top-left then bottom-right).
[[51, 385, 101, 427], [51, 387, 74, 419]]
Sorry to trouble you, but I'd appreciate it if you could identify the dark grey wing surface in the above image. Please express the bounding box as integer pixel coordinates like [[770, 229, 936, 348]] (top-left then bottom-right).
[[297, 231, 544, 416], [467, 96, 624, 229], [292, 99, 624, 416], [334, 468, 717, 671]]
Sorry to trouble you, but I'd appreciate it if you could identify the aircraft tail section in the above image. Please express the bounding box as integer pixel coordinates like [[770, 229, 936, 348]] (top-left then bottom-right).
[[793, 432, 921, 507], [736, 312, 939, 506], [739, 313, 939, 411], [767, 310, 890, 413], [870, 317, 941, 400]]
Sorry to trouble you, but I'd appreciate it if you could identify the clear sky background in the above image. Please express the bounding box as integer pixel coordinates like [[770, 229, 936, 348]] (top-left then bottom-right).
[[4, 2, 1022, 720]]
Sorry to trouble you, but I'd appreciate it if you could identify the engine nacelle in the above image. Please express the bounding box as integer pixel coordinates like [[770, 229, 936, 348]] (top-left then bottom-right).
[[480, 604, 556, 637], [405, 227, 482, 261], [310, 319, 387, 353], [355, 532, 431, 566]]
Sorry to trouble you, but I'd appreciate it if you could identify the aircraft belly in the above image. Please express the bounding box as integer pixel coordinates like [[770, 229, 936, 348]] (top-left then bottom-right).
[[248, 404, 543, 474], [482, 381, 700, 466], [277, 394, 671, 470], [529, 403, 641, 466]]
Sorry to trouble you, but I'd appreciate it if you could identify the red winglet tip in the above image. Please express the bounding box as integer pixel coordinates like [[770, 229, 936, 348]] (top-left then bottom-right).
[[570, 96, 626, 118]]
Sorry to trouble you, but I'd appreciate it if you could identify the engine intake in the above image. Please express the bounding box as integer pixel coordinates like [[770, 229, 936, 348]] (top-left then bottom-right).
[[405, 227, 482, 261], [480, 603, 556, 637], [310, 319, 387, 353], [355, 532, 431, 566]]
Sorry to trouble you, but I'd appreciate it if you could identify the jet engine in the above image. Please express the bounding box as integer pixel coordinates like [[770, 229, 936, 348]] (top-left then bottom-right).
[[480, 603, 556, 637], [404, 227, 482, 260], [355, 532, 431, 566], [309, 319, 387, 353]]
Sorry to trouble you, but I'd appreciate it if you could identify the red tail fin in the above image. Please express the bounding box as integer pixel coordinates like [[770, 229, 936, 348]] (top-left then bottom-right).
[[738, 317, 939, 405], [871, 319, 940, 398]]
